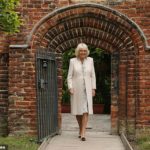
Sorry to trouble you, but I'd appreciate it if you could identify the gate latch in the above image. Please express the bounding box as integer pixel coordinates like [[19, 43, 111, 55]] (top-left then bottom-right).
[[38, 79, 48, 89]]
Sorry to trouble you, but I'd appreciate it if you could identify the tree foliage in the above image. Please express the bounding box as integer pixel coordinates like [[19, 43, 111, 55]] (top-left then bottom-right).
[[0, 0, 21, 33]]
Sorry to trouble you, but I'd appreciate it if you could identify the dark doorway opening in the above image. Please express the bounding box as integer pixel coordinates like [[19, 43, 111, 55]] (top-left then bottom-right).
[[89, 47, 111, 114]]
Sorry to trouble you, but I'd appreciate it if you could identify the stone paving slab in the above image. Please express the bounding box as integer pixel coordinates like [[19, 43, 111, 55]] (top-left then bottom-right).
[[45, 114, 125, 150], [62, 114, 111, 132], [45, 131, 125, 150]]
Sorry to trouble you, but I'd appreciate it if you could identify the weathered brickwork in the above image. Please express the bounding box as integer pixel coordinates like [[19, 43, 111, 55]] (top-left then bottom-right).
[[0, 0, 150, 139], [8, 49, 37, 135]]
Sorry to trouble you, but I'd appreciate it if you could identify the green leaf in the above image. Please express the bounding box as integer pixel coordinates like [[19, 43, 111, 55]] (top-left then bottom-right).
[[0, 0, 21, 33]]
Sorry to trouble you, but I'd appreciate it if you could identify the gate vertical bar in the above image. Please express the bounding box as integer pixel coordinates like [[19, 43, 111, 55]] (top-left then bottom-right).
[[36, 49, 58, 142]]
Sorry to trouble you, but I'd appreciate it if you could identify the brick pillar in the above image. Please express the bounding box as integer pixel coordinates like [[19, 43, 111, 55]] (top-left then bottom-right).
[[8, 47, 37, 135], [126, 50, 136, 140], [118, 63, 127, 134], [111, 51, 119, 134]]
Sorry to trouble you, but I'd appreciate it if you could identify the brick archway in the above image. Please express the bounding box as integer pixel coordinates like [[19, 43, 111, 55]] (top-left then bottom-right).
[[29, 3, 149, 137], [8, 3, 150, 137]]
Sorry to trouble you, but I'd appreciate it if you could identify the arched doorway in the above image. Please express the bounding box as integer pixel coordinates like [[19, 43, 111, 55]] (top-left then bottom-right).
[[26, 3, 148, 140], [61, 46, 111, 135]]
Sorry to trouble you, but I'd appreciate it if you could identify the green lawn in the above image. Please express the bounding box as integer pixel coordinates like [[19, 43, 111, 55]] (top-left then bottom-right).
[[0, 136, 39, 150], [136, 135, 150, 150]]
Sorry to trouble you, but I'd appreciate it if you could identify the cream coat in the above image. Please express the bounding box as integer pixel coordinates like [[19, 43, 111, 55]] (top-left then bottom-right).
[[67, 57, 96, 115]]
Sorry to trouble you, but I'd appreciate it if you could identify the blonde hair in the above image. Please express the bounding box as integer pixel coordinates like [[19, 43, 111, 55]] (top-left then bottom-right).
[[75, 43, 90, 57]]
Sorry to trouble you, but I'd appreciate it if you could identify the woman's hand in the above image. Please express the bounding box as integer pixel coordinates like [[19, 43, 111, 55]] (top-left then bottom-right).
[[69, 88, 74, 95], [92, 89, 96, 97]]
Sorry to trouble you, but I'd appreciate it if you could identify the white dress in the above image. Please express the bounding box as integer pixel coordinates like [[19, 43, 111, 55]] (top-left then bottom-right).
[[67, 57, 96, 115], [81, 60, 88, 113]]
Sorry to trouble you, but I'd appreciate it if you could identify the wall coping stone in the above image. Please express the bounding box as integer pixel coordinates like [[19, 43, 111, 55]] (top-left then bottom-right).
[[9, 44, 29, 49]]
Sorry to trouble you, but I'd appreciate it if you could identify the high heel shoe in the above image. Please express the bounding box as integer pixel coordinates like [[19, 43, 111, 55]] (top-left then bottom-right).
[[78, 135, 81, 138], [81, 137, 86, 141]]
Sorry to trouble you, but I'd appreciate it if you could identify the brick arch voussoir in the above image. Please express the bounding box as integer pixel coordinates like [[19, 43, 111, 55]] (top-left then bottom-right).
[[37, 27, 134, 56], [46, 23, 129, 42], [28, 3, 149, 51], [45, 27, 133, 51], [33, 14, 135, 50], [41, 16, 133, 43], [34, 16, 135, 53], [47, 6, 132, 33], [34, 28, 139, 58], [56, 12, 133, 35], [48, 36, 118, 54]]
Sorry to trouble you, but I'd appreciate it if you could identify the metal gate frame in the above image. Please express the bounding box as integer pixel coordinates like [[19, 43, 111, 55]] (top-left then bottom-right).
[[36, 49, 59, 142]]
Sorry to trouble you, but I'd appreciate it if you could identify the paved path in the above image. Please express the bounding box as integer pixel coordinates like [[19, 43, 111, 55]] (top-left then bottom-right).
[[45, 114, 125, 150]]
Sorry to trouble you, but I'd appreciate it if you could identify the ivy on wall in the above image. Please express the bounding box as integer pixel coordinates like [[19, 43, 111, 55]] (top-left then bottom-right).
[[0, 0, 21, 33]]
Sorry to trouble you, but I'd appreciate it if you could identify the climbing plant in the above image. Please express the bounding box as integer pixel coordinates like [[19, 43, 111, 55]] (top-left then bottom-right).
[[0, 0, 21, 33]]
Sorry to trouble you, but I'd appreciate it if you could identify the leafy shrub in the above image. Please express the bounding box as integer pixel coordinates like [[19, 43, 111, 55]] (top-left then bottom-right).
[[0, 0, 21, 33]]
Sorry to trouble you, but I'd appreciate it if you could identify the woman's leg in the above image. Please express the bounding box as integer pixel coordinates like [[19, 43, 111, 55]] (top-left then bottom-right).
[[81, 113, 88, 138], [76, 115, 82, 136]]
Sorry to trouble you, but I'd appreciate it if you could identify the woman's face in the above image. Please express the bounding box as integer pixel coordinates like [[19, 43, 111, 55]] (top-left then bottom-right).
[[78, 48, 87, 59]]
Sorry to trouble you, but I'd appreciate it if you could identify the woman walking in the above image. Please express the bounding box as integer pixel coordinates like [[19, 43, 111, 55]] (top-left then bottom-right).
[[67, 43, 96, 141]]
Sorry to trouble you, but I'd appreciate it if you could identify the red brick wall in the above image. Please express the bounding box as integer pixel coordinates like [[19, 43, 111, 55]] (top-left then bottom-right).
[[8, 48, 37, 135], [0, 0, 150, 138], [10, 0, 58, 45], [9, 0, 150, 46]]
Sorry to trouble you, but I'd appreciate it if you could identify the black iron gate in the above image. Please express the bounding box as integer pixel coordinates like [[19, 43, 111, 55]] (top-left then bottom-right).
[[36, 49, 58, 142]]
